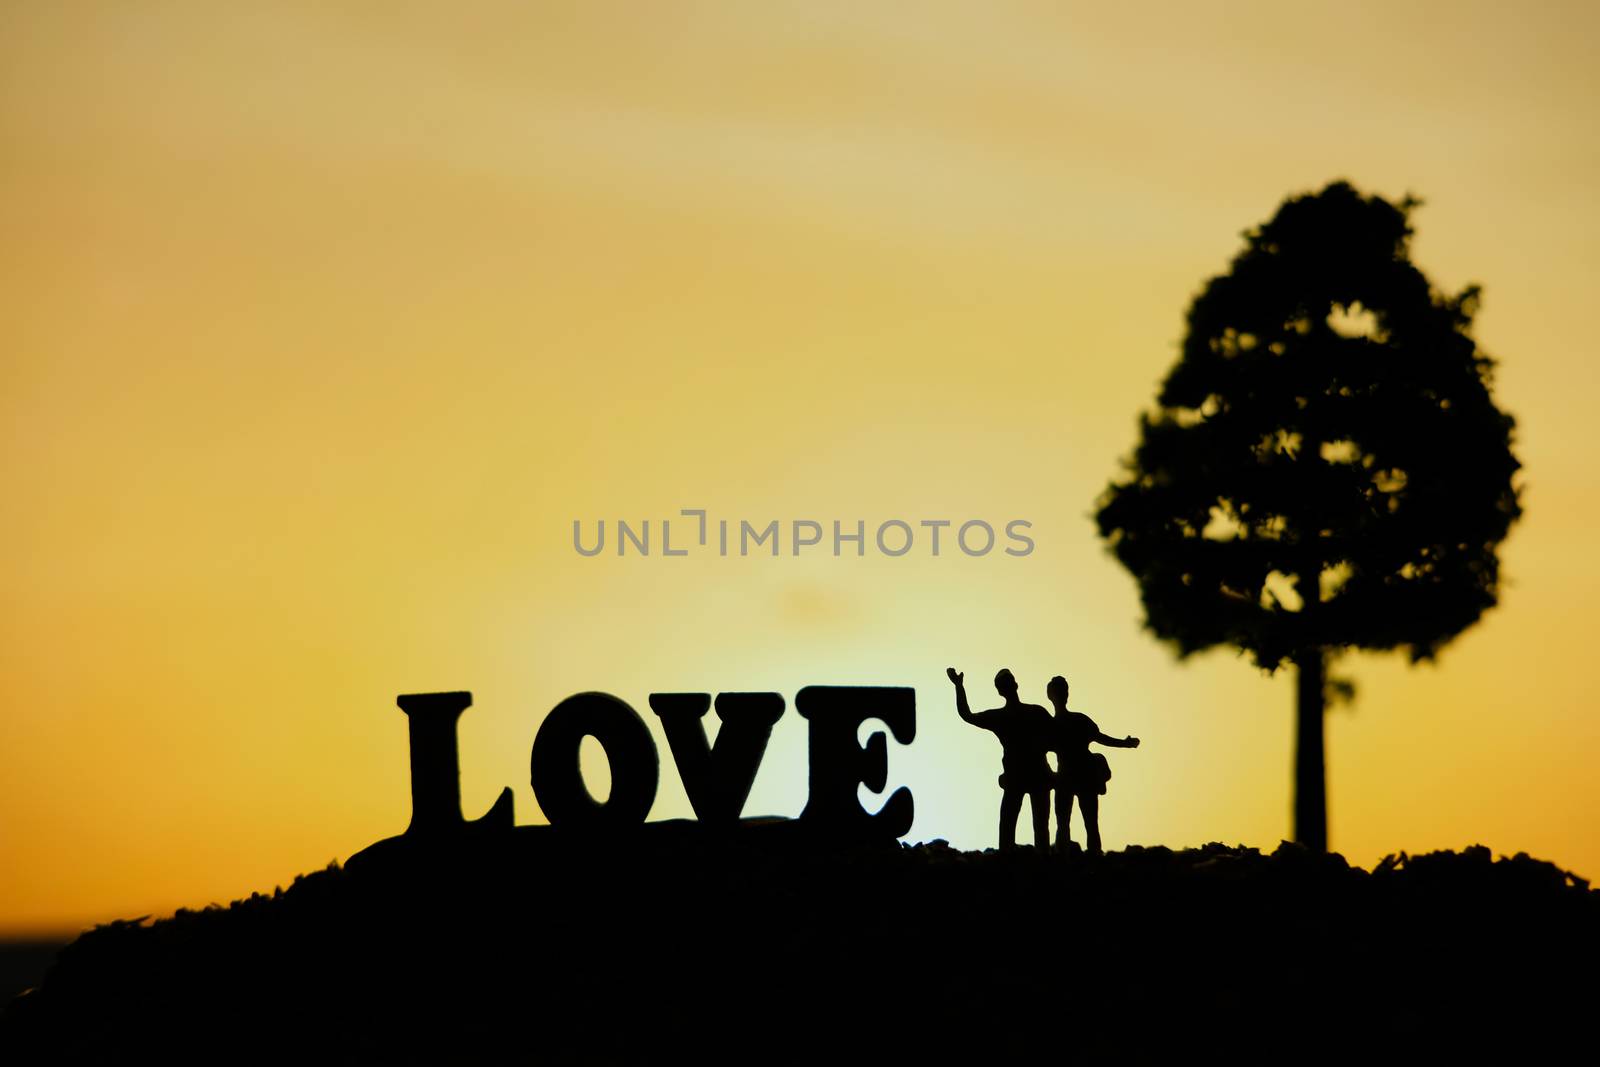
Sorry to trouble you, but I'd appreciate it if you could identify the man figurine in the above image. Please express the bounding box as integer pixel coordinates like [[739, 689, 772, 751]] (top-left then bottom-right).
[[948, 666, 1053, 850]]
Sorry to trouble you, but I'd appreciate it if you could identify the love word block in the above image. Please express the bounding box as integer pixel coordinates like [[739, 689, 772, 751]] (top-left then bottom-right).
[[395, 686, 917, 842]]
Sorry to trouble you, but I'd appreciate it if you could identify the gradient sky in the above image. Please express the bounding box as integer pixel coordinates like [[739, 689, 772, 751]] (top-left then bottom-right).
[[4, 1, 1598, 934]]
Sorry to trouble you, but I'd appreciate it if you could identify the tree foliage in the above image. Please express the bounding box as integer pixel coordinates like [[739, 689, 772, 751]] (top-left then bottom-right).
[[1096, 181, 1522, 670]]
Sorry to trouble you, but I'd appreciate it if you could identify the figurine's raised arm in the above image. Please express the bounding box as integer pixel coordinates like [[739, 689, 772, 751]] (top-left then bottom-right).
[[947, 667, 977, 724]]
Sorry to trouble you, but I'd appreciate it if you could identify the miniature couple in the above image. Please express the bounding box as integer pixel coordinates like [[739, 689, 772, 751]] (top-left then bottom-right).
[[947, 666, 1140, 853]]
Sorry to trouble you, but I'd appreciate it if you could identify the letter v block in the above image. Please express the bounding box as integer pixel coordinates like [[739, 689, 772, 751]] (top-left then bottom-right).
[[649, 692, 784, 825]]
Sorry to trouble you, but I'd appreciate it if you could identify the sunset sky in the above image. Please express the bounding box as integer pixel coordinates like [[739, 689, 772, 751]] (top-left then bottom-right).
[[4, 1, 1598, 934]]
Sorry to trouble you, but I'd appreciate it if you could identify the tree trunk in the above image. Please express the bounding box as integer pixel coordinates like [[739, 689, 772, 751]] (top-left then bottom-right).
[[1293, 647, 1327, 851]]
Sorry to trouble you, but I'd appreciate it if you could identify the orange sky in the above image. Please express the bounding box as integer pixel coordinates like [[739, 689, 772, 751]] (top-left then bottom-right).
[[4, 1, 1598, 934]]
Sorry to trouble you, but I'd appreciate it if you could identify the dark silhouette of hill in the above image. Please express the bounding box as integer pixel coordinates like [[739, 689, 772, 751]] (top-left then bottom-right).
[[2, 831, 1593, 1062], [0, 940, 70, 1006]]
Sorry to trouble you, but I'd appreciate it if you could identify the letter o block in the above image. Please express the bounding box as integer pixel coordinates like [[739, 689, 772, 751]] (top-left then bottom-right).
[[531, 692, 659, 829]]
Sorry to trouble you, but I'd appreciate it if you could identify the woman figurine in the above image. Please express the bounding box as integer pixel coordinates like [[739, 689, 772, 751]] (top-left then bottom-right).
[[1046, 675, 1140, 855]]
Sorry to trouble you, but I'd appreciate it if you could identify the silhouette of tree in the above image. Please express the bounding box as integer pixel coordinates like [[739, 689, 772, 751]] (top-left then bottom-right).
[[1094, 180, 1522, 850]]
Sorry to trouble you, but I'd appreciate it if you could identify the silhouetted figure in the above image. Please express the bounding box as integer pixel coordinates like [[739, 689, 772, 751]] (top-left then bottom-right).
[[948, 666, 1052, 849], [1046, 675, 1139, 855]]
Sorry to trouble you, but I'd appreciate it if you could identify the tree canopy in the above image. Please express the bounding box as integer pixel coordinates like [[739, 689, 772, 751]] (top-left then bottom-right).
[[1096, 180, 1522, 671]]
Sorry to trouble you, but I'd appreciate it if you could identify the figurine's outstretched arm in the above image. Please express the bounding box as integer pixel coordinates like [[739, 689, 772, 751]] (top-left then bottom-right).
[[947, 667, 977, 725], [1092, 727, 1140, 749]]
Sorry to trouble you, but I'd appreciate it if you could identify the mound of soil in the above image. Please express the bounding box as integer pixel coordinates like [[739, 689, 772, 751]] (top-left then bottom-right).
[[4, 826, 1594, 1062]]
